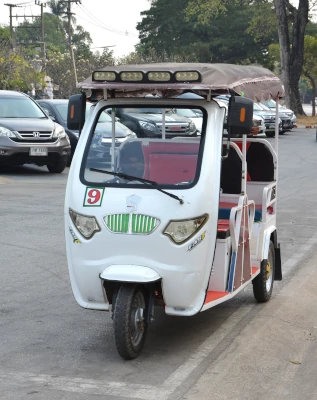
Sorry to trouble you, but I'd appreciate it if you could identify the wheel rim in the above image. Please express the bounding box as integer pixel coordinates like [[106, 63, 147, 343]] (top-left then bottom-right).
[[130, 291, 145, 347], [265, 260, 273, 292]]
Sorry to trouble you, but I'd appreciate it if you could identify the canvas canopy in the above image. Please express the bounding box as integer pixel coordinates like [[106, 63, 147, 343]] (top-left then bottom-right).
[[78, 63, 284, 101]]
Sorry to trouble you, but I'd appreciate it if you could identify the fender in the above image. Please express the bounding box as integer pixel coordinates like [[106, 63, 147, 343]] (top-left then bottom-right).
[[261, 226, 282, 281], [100, 264, 161, 283]]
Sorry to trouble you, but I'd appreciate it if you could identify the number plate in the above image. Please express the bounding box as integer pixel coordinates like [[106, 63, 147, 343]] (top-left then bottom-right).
[[30, 147, 48, 156], [170, 126, 182, 131]]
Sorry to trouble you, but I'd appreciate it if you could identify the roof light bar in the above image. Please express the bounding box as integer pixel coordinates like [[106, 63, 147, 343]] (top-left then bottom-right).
[[175, 71, 200, 82], [93, 71, 116, 81], [148, 71, 171, 82], [120, 72, 143, 82], [92, 69, 201, 83]]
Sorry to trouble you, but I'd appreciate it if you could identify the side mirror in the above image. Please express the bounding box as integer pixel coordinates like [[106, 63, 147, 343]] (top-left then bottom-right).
[[67, 93, 86, 131], [227, 96, 253, 135]]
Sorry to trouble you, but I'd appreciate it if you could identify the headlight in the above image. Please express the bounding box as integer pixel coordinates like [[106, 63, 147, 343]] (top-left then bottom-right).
[[189, 121, 196, 133], [252, 119, 262, 127], [0, 126, 17, 138], [122, 126, 136, 137], [139, 121, 158, 132], [69, 209, 101, 239], [53, 125, 66, 138], [163, 215, 208, 244]]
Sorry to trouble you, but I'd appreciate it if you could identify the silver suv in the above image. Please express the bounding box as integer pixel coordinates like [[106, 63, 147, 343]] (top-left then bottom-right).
[[0, 91, 70, 173]]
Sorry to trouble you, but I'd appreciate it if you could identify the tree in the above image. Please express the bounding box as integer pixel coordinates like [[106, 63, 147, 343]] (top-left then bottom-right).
[[273, 0, 309, 114], [137, 0, 278, 66], [302, 35, 317, 116]]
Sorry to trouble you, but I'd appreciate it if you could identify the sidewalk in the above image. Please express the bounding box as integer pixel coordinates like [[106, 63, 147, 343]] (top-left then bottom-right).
[[185, 248, 317, 400]]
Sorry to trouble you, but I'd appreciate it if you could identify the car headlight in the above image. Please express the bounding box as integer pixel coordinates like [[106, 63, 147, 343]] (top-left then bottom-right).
[[122, 126, 137, 137], [163, 215, 208, 244], [189, 121, 196, 133], [53, 125, 66, 138], [252, 119, 262, 127], [0, 126, 17, 138], [139, 121, 158, 132], [69, 209, 101, 239]]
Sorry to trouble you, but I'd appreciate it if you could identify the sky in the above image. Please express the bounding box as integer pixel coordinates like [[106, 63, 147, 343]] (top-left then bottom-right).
[[0, 0, 151, 57]]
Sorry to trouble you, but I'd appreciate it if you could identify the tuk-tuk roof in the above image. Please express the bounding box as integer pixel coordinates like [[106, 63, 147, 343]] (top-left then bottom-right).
[[78, 63, 284, 101]]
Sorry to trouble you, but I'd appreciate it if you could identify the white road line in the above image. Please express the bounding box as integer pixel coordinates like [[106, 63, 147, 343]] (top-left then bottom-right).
[[1, 230, 317, 400], [0, 372, 169, 400]]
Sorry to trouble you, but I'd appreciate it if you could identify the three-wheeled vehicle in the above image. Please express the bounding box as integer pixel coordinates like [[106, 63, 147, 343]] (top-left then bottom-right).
[[65, 63, 283, 359]]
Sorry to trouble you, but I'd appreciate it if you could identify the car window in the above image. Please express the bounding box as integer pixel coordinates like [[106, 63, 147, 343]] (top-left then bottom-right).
[[55, 102, 112, 123], [176, 109, 198, 118], [0, 96, 47, 118]]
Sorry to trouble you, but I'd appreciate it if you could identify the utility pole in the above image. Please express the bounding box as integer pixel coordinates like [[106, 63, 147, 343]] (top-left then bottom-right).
[[4, 3, 21, 45], [62, 0, 80, 86], [35, 1, 47, 74]]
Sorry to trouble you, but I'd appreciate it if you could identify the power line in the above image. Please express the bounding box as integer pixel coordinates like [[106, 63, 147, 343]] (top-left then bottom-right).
[[77, 3, 138, 38]]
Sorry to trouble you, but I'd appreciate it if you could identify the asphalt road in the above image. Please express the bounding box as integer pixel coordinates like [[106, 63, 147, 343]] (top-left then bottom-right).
[[1, 127, 317, 400]]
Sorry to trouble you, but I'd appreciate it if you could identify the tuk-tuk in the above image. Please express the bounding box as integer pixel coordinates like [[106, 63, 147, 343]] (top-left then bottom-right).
[[65, 63, 283, 359]]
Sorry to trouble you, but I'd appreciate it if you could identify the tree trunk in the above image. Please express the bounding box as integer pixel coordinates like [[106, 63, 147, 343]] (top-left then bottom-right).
[[303, 71, 316, 116], [274, 0, 309, 115]]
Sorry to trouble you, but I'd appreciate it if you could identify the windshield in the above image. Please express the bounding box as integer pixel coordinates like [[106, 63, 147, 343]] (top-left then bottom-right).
[[176, 108, 199, 118], [56, 102, 111, 122], [253, 103, 263, 111], [82, 105, 204, 189], [0, 96, 47, 118], [262, 99, 276, 108]]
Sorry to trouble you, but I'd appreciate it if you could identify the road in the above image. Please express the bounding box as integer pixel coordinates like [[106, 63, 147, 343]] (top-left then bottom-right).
[[1, 128, 317, 400]]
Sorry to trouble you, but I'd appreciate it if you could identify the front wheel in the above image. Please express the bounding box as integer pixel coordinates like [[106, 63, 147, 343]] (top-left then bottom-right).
[[47, 158, 67, 173], [113, 284, 147, 360], [253, 241, 275, 302]]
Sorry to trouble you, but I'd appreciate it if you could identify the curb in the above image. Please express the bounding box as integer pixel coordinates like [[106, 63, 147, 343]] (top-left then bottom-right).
[[293, 125, 317, 129]]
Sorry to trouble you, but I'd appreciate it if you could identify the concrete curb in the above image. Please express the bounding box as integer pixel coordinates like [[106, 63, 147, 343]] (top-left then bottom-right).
[[293, 125, 317, 129]]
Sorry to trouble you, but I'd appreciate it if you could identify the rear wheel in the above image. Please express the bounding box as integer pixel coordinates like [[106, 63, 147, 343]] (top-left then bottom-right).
[[47, 158, 67, 173], [113, 284, 147, 360], [253, 241, 275, 302]]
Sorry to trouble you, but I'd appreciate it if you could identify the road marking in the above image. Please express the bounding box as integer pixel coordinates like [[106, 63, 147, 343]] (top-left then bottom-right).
[[1, 231, 317, 399], [0, 176, 11, 184]]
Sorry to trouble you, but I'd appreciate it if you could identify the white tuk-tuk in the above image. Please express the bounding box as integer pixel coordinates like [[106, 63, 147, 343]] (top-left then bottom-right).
[[65, 63, 283, 359]]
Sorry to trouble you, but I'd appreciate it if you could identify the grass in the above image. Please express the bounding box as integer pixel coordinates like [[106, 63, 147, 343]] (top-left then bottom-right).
[[295, 115, 317, 126]]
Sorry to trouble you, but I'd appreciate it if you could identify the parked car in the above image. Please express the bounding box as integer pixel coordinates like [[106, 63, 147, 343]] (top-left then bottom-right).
[[174, 108, 203, 133], [114, 107, 197, 138], [253, 102, 283, 137], [37, 99, 137, 165], [214, 96, 265, 137], [261, 99, 296, 130], [0, 90, 70, 173]]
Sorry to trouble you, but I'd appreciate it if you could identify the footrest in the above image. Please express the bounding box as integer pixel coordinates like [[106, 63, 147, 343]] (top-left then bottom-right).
[[217, 219, 230, 239]]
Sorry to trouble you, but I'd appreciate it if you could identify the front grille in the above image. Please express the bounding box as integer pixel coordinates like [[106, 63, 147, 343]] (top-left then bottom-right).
[[264, 116, 275, 123], [18, 131, 52, 139], [10, 138, 57, 143], [104, 213, 159, 234], [156, 123, 190, 135]]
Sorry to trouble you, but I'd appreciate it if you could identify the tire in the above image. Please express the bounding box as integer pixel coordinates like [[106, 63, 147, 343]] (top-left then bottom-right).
[[253, 241, 275, 302], [265, 132, 275, 138], [114, 284, 147, 360], [47, 158, 67, 173]]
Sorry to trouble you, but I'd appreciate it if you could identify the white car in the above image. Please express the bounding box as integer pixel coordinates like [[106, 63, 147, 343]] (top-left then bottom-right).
[[175, 108, 203, 133]]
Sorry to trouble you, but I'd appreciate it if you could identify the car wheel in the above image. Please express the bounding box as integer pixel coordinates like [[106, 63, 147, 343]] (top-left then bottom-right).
[[47, 158, 67, 173]]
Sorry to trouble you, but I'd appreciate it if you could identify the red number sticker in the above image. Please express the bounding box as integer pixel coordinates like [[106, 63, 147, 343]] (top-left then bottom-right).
[[84, 188, 104, 206]]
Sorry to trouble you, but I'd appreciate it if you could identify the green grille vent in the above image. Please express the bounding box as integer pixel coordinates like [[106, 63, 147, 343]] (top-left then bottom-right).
[[104, 214, 159, 234]]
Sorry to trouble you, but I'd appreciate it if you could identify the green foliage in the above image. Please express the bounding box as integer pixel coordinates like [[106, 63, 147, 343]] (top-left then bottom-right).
[[136, 0, 279, 67]]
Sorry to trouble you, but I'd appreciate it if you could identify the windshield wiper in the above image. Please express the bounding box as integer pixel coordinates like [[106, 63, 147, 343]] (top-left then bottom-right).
[[90, 168, 184, 205]]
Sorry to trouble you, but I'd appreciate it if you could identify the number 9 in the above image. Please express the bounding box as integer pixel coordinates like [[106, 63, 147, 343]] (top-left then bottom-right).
[[87, 189, 101, 204]]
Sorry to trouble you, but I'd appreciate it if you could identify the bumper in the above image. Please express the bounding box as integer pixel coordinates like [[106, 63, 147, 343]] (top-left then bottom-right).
[[0, 137, 70, 165]]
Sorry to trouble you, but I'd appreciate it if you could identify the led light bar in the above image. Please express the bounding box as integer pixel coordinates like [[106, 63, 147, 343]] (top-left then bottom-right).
[[147, 71, 171, 82], [120, 72, 143, 82], [92, 69, 201, 83], [175, 71, 200, 82], [93, 71, 116, 81]]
